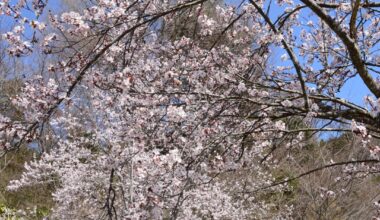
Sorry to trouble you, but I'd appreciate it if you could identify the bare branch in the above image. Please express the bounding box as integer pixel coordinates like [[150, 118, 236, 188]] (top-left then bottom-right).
[[246, 159, 380, 193], [300, 0, 380, 98], [349, 0, 361, 39], [249, 0, 310, 110]]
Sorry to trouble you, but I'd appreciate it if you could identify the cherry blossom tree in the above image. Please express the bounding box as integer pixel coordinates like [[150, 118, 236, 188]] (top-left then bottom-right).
[[1, 0, 380, 219]]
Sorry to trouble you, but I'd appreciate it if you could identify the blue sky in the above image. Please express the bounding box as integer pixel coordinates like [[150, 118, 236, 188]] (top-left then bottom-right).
[[224, 0, 371, 107]]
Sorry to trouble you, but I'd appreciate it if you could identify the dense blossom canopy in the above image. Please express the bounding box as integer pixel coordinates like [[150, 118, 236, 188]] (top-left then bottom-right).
[[1, 0, 380, 219]]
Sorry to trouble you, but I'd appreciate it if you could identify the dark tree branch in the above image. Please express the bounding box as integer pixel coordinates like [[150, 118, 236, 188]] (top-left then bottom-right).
[[246, 159, 380, 193], [249, 0, 310, 110], [300, 0, 380, 98]]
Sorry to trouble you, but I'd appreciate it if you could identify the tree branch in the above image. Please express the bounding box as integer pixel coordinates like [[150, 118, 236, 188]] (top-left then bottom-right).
[[318, 2, 380, 9], [300, 0, 380, 98], [247, 159, 380, 193], [349, 0, 361, 39], [249, 0, 310, 110]]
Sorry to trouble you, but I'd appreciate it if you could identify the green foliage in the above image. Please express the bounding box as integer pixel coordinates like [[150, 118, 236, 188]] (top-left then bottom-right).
[[0, 148, 54, 219], [274, 169, 299, 196], [322, 133, 353, 154], [0, 79, 24, 121], [0, 202, 51, 220]]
